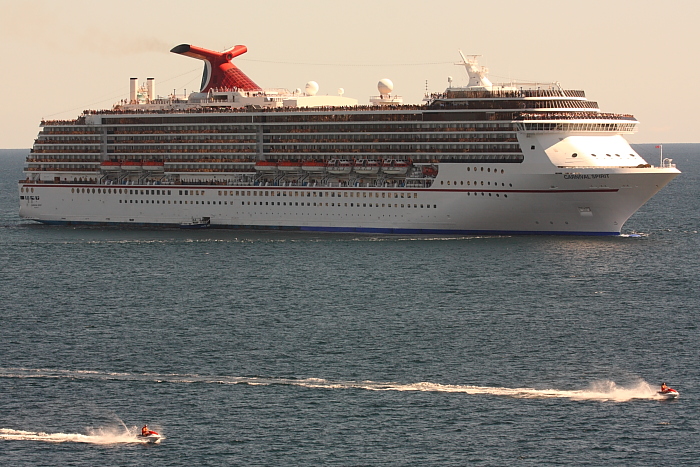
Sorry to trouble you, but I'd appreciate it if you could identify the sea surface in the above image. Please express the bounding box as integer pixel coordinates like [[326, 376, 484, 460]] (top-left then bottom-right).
[[0, 145, 698, 465]]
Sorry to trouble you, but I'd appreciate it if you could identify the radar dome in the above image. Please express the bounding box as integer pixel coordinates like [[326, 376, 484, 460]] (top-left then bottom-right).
[[378, 78, 394, 95], [338, 88, 344, 96], [305, 81, 319, 96]]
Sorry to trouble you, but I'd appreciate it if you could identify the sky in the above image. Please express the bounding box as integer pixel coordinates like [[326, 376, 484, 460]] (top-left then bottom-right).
[[1, 0, 698, 148]]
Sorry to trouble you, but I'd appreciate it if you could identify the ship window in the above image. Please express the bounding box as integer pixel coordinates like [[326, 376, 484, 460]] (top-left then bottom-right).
[[531, 146, 535, 150], [71, 188, 74, 193], [572, 153, 578, 158]]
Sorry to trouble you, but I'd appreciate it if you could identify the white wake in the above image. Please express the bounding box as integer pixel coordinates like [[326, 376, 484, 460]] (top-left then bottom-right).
[[0, 426, 158, 444], [0, 367, 671, 402]]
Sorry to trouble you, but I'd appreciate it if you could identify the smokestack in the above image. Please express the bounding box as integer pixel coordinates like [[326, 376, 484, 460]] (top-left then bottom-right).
[[146, 77, 155, 102], [130, 78, 138, 103]]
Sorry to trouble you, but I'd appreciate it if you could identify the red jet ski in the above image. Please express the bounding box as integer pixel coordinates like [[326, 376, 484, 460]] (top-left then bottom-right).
[[657, 386, 679, 399], [138, 428, 163, 443]]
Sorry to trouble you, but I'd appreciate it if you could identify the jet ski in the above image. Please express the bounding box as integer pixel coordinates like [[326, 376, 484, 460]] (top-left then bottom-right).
[[657, 388, 679, 399], [137, 430, 164, 444]]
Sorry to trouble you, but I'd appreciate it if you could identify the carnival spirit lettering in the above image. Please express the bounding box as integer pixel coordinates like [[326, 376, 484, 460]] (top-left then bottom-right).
[[563, 174, 610, 180]]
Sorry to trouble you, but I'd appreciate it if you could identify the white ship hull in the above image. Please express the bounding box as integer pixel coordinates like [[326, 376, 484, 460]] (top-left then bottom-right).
[[19, 165, 678, 235], [19, 42, 681, 233]]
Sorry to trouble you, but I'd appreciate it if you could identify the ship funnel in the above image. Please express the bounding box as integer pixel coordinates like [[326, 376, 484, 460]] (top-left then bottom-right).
[[147, 78, 155, 102], [170, 43, 262, 93], [129, 78, 138, 103]]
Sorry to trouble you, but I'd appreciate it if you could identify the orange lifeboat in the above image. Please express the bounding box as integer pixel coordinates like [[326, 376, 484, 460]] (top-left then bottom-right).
[[255, 160, 278, 172], [142, 160, 165, 171], [100, 161, 121, 171], [277, 160, 302, 172], [121, 160, 143, 171], [301, 160, 326, 173]]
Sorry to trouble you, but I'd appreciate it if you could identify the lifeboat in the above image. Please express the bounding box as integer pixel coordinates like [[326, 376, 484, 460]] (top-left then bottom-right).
[[382, 159, 411, 175], [422, 165, 438, 177], [354, 159, 381, 175], [301, 160, 326, 173], [277, 160, 302, 172], [142, 161, 165, 171], [327, 159, 352, 175], [255, 160, 278, 172], [121, 160, 143, 171], [100, 161, 121, 171]]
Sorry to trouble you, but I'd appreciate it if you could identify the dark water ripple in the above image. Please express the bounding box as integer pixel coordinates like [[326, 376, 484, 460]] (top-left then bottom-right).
[[0, 145, 698, 465]]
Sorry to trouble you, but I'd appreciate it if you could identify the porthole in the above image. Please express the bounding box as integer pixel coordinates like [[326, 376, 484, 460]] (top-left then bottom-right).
[[572, 153, 578, 158], [71, 188, 74, 193]]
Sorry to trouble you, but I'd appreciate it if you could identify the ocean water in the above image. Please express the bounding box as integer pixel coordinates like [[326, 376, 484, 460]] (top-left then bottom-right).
[[0, 144, 698, 465]]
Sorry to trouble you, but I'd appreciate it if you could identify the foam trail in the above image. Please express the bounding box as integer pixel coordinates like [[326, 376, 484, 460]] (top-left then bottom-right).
[[0, 367, 665, 402], [0, 426, 153, 444]]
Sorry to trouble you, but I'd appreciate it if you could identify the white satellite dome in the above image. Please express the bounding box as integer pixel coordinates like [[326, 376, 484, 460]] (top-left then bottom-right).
[[305, 81, 319, 96], [338, 88, 344, 96], [378, 78, 394, 95]]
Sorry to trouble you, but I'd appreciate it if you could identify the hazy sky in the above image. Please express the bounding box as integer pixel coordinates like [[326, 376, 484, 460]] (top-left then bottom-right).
[[1, 0, 698, 148]]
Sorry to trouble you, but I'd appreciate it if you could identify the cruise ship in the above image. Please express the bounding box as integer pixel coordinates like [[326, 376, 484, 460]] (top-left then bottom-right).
[[18, 43, 680, 234]]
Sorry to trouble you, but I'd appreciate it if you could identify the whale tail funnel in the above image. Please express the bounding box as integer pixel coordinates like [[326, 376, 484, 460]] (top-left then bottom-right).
[[170, 44, 262, 93]]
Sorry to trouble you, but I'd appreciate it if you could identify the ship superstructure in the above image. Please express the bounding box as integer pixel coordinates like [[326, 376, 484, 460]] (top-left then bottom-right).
[[19, 43, 680, 234]]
